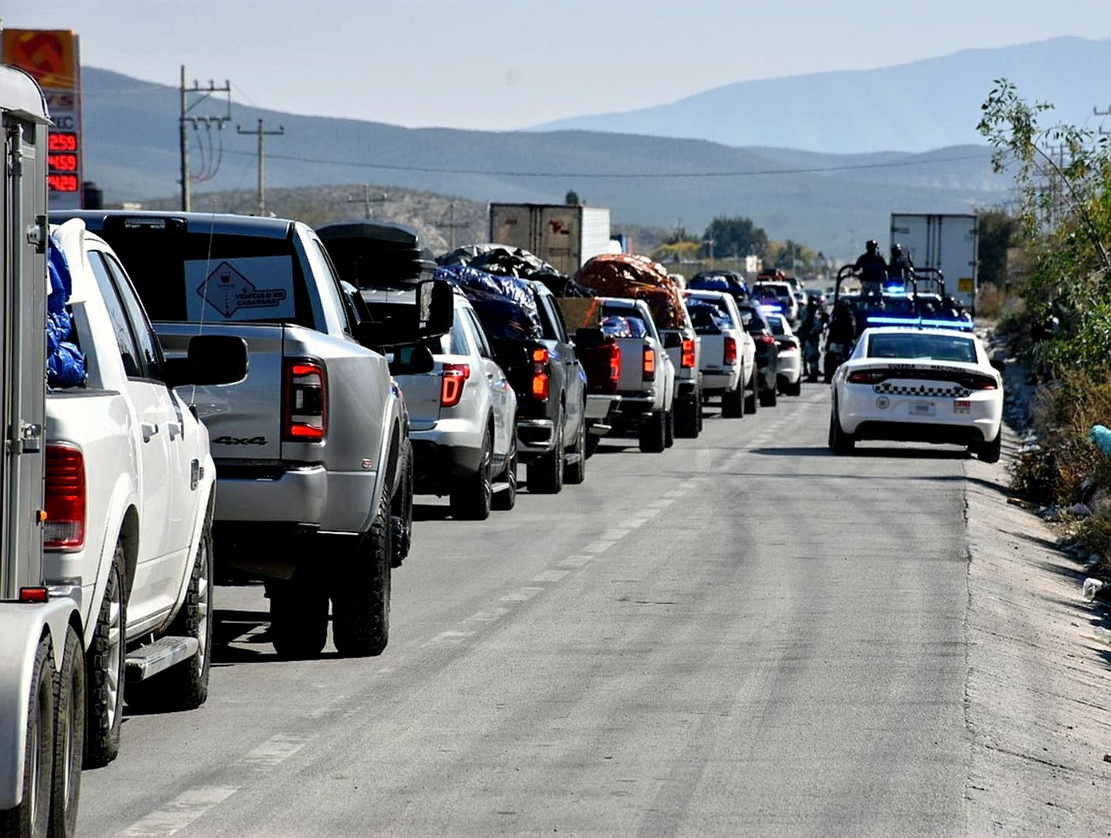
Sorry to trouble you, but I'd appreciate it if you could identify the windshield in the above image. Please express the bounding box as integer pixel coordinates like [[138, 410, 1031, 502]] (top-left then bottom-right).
[[866, 332, 977, 363]]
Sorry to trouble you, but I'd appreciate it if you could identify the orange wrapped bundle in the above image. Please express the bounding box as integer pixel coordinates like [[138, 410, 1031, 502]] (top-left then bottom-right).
[[573, 253, 688, 330]]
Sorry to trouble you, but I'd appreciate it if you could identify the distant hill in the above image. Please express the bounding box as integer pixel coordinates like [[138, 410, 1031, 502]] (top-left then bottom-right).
[[531, 37, 1111, 154], [80, 67, 1012, 256]]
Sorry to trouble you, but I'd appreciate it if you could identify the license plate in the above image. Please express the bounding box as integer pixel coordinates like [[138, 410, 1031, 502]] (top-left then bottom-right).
[[909, 401, 936, 417], [953, 400, 971, 415]]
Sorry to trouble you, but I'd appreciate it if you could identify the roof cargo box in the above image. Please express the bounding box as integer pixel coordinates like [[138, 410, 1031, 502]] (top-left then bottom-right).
[[317, 220, 436, 288]]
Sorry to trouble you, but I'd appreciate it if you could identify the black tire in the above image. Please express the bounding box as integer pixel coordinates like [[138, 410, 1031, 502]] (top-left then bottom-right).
[[51, 625, 84, 837], [639, 409, 667, 453], [268, 566, 329, 660], [449, 429, 493, 520], [828, 406, 855, 454], [391, 442, 414, 567], [564, 415, 587, 485], [492, 446, 518, 511], [127, 516, 213, 711], [759, 378, 778, 407], [527, 410, 564, 494], [744, 374, 759, 415], [332, 492, 391, 657], [585, 433, 600, 458], [722, 378, 744, 418], [785, 377, 802, 397], [976, 431, 1002, 464], [84, 543, 125, 769], [675, 393, 700, 438], [0, 636, 54, 837]]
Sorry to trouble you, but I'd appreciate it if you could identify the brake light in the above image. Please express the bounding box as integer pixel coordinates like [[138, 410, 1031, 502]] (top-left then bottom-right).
[[847, 370, 887, 384], [606, 343, 621, 394], [531, 347, 550, 401], [441, 362, 471, 407], [19, 587, 49, 603], [757, 333, 776, 346], [643, 346, 656, 381], [681, 338, 696, 369], [284, 360, 326, 441], [723, 336, 737, 366], [45, 443, 85, 550], [960, 373, 999, 391]]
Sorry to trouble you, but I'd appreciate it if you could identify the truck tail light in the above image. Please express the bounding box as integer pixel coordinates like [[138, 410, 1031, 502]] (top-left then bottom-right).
[[441, 363, 471, 407], [642, 346, 656, 382], [681, 338, 696, 369], [606, 343, 621, 394], [285, 360, 327, 441], [45, 443, 85, 550], [531, 347, 550, 401], [723, 336, 737, 366]]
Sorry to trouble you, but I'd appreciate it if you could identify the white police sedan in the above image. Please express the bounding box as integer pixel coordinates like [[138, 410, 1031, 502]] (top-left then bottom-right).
[[828, 327, 1004, 461]]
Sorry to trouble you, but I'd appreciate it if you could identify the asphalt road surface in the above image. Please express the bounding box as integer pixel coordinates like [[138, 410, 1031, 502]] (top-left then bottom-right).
[[73, 381, 1068, 836]]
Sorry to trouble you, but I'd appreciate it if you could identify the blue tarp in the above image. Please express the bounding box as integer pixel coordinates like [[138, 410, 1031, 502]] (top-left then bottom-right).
[[46, 233, 86, 388], [433, 263, 543, 342]]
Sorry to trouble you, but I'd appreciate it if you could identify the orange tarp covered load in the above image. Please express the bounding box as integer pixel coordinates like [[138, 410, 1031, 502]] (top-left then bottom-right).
[[573, 253, 689, 330]]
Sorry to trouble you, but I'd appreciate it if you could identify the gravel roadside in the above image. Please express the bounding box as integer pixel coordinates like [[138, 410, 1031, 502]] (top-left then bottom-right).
[[963, 359, 1111, 834]]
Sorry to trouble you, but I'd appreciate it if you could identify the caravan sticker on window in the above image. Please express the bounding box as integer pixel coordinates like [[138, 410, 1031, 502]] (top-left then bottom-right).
[[186, 257, 296, 321]]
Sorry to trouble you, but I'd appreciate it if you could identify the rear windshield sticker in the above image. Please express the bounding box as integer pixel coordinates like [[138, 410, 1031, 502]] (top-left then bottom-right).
[[186, 256, 295, 321]]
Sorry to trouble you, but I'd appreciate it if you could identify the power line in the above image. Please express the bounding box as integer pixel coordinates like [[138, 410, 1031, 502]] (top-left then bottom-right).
[[218, 149, 988, 180]]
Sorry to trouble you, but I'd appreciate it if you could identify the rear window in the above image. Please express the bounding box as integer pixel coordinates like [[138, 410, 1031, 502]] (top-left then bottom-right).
[[94, 226, 316, 328], [867, 333, 976, 363]]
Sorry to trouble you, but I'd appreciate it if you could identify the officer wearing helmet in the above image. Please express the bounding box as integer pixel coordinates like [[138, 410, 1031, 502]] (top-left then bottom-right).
[[854, 239, 888, 296], [889, 242, 913, 281]]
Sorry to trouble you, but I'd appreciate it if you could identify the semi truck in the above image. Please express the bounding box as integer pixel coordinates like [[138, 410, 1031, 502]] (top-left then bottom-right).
[[889, 213, 980, 313], [488, 203, 612, 275]]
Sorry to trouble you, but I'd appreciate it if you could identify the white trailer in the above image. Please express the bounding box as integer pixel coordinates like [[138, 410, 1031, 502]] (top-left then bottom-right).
[[889, 213, 979, 312], [489, 203, 611, 275], [1, 63, 85, 836]]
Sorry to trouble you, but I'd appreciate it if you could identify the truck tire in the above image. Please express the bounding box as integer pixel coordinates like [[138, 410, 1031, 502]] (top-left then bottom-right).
[[744, 376, 759, 415], [491, 446, 518, 511], [664, 408, 675, 448], [332, 492, 391, 657], [391, 443, 414, 567], [527, 410, 564, 494], [564, 415, 587, 485], [639, 409, 667, 453], [51, 625, 84, 837], [128, 517, 214, 711], [0, 635, 54, 837], [85, 543, 126, 769], [449, 430, 492, 520], [721, 379, 744, 418], [268, 567, 329, 660], [675, 393, 700, 438]]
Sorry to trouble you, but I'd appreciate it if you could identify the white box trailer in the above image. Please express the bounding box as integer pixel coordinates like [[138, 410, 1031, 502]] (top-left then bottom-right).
[[889, 213, 979, 312], [489, 203, 612, 275]]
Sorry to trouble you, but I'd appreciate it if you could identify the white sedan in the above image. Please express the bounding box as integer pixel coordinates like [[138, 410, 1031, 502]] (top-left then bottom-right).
[[828, 327, 1004, 461], [762, 310, 802, 396]]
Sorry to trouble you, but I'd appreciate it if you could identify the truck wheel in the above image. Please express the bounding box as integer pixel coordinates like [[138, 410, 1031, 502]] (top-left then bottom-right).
[[664, 409, 675, 448], [564, 416, 587, 485], [128, 517, 213, 711], [85, 543, 126, 768], [449, 430, 492, 520], [0, 636, 54, 837], [332, 492, 391, 657], [744, 376, 759, 415], [268, 567, 329, 660], [722, 380, 744, 418], [51, 625, 84, 837], [492, 446, 518, 511], [639, 410, 667, 453], [527, 411, 564, 494], [391, 443, 414, 567], [675, 394, 700, 438]]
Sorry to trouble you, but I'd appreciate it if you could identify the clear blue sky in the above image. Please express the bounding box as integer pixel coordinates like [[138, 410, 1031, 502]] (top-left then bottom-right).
[[6, 0, 1111, 129]]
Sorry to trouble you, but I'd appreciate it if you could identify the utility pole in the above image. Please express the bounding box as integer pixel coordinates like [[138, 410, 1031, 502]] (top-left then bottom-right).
[[347, 185, 387, 219], [1095, 105, 1111, 135], [237, 118, 285, 216], [179, 66, 231, 212], [439, 202, 467, 250]]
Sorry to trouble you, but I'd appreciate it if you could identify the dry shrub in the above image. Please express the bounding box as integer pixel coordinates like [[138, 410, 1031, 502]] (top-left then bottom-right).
[[1008, 432, 1102, 505], [975, 283, 1009, 320]]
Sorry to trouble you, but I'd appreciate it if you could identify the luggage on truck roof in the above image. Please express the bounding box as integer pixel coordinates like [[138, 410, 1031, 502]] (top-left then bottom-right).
[[573, 253, 689, 330], [317, 219, 437, 289], [433, 263, 543, 342], [438, 243, 595, 298]]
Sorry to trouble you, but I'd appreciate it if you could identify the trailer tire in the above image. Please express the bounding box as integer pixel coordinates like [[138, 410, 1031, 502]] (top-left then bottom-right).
[[51, 625, 84, 837], [128, 516, 213, 711], [0, 635, 54, 837], [332, 492, 391, 657], [84, 543, 126, 768]]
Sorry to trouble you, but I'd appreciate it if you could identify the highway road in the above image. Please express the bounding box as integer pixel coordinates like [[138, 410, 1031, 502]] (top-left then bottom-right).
[[73, 382, 1087, 836]]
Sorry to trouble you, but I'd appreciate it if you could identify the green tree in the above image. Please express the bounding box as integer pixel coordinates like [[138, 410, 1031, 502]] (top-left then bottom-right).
[[565, 190, 581, 205], [976, 209, 1019, 289], [702, 216, 768, 260]]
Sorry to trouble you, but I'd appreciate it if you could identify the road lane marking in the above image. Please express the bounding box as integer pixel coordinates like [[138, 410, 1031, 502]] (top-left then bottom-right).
[[426, 630, 477, 645], [237, 734, 313, 768], [532, 569, 571, 583], [500, 587, 544, 602], [558, 555, 594, 568], [122, 786, 238, 836], [467, 606, 512, 621], [582, 540, 615, 554]]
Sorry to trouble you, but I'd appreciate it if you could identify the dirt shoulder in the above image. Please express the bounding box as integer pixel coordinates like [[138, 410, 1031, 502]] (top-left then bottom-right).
[[963, 364, 1111, 834]]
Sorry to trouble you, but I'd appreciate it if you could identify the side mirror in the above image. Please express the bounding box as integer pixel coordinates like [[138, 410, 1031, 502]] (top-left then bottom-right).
[[417, 279, 453, 339], [164, 335, 248, 388], [389, 344, 435, 375], [662, 331, 683, 349]]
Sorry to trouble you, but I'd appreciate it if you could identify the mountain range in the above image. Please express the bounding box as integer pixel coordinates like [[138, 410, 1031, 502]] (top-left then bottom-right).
[[77, 36, 1091, 256]]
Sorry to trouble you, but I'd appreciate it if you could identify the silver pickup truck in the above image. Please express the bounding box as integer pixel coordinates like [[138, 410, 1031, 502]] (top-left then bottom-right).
[[51, 211, 447, 660]]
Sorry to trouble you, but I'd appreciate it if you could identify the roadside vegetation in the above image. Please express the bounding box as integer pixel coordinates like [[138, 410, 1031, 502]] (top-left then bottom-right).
[[977, 80, 1111, 558]]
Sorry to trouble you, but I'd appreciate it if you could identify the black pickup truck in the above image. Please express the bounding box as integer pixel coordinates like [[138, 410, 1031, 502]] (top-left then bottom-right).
[[436, 264, 588, 494]]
